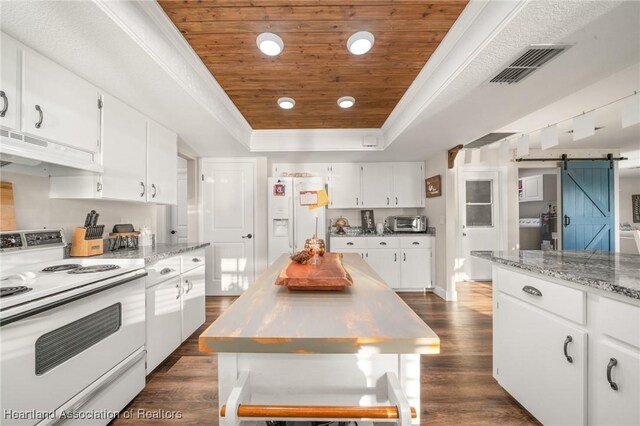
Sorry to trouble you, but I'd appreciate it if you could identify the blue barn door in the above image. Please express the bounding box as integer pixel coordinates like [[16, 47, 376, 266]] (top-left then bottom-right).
[[562, 160, 614, 251]]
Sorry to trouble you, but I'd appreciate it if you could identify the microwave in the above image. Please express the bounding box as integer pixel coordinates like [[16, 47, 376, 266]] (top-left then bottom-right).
[[385, 216, 428, 233]]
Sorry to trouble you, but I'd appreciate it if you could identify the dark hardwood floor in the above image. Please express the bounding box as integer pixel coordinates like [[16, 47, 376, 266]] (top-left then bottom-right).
[[112, 282, 538, 425]]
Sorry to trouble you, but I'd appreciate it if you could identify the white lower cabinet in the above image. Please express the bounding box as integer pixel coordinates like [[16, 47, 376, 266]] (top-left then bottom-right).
[[331, 236, 433, 289], [145, 252, 206, 374], [181, 265, 206, 341], [495, 293, 587, 425], [146, 275, 182, 373], [493, 266, 640, 425]]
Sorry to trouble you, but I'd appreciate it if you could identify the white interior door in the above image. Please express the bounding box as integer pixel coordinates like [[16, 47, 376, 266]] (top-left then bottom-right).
[[202, 161, 255, 296], [459, 170, 502, 281], [170, 157, 188, 244]]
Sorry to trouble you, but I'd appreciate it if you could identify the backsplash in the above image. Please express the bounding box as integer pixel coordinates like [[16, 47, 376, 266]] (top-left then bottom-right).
[[1, 171, 159, 242]]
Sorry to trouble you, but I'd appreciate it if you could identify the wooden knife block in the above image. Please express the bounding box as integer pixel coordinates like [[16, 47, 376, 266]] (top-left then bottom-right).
[[70, 227, 104, 257]]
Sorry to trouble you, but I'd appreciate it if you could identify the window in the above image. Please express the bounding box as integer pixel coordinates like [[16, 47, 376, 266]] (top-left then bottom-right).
[[466, 180, 493, 227]]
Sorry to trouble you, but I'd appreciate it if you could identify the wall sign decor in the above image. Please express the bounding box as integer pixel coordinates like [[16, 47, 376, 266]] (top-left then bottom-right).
[[633, 194, 640, 223], [425, 175, 442, 198]]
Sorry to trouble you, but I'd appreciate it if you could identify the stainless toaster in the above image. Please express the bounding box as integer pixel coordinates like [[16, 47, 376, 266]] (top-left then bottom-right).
[[385, 215, 428, 233]]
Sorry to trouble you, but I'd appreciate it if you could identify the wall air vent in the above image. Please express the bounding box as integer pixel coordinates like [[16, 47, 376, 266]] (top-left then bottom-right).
[[465, 132, 516, 149], [490, 45, 569, 84]]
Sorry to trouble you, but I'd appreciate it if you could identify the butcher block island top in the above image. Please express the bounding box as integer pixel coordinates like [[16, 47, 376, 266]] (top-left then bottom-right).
[[200, 253, 439, 354]]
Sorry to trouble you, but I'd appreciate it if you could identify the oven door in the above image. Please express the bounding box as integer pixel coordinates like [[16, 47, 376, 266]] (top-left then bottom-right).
[[0, 271, 146, 425], [394, 218, 417, 232]]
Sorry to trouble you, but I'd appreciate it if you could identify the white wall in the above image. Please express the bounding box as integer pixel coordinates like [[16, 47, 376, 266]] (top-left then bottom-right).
[[1, 171, 158, 241]]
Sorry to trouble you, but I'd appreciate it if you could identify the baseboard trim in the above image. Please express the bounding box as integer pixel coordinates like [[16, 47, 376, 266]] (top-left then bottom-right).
[[433, 286, 458, 301]]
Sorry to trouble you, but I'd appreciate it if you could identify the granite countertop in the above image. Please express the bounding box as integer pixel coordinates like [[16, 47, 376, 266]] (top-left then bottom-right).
[[95, 242, 210, 263], [199, 253, 440, 354], [330, 231, 436, 238], [472, 250, 640, 300]]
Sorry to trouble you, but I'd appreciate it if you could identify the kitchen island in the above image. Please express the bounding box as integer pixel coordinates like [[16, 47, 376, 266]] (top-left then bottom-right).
[[474, 250, 640, 426], [200, 253, 440, 426]]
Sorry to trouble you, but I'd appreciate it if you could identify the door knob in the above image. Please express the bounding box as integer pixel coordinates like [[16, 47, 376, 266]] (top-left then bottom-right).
[[170, 230, 176, 235], [242, 233, 253, 239]]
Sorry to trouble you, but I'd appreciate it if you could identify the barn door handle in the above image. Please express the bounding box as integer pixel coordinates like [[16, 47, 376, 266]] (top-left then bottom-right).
[[564, 215, 571, 227], [563, 336, 573, 363], [607, 358, 618, 391]]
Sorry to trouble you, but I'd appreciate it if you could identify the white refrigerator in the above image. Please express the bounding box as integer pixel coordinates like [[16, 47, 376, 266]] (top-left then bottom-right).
[[268, 177, 327, 266]]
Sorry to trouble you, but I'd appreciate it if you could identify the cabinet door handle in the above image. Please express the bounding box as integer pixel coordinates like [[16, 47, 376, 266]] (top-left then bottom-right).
[[160, 267, 174, 275], [176, 283, 181, 299], [607, 358, 618, 391], [379, 242, 387, 245], [563, 336, 573, 363], [347, 242, 354, 246], [356, 197, 359, 206], [140, 182, 146, 197], [403, 252, 406, 261], [184, 279, 191, 294], [0, 90, 7, 117], [522, 285, 542, 296], [394, 253, 397, 262], [151, 184, 157, 198], [386, 197, 389, 205], [35, 105, 43, 128]]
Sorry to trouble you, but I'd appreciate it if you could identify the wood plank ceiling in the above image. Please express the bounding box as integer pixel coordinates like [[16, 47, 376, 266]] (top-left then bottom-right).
[[158, 0, 469, 129]]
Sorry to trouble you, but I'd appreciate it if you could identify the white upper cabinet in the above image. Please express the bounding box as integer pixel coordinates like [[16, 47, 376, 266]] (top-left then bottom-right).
[[393, 162, 424, 208], [328, 163, 362, 208], [0, 34, 20, 131], [361, 163, 393, 208], [147, 119, 177, 205], [21, 48, 100, 153], [100, 94, 148, 202]]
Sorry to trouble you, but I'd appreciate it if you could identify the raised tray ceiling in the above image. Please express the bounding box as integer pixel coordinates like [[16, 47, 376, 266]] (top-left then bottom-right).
[[159, 0, 468, 129]]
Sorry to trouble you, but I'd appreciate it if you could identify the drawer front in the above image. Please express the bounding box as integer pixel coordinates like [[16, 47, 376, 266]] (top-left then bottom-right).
[[496, 267, 585, 324], [366, 237, 399, 249], [146, 255, 181, 287], [599, 297, 640, 348], [182, 249, 205, 273], [399, 236, 432, 249], [330, 237, 367, 250]]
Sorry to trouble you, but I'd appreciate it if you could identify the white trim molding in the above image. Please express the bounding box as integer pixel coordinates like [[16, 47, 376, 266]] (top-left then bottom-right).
[[93, 0, 252, 149], [250, 128, 385, 152]]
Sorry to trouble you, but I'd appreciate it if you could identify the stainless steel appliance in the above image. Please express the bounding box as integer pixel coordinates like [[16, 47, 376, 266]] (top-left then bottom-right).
[[1, 229, 147, 425], [385, 215, 428, 233]]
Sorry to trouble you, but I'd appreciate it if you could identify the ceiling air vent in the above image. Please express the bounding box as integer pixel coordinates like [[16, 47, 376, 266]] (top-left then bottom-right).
[[465, 132, 516, 149], [490, 45, 569, 84]]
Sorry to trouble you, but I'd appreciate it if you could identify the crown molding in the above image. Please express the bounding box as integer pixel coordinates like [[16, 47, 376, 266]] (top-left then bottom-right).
[[250, 128, 385, 152], [93, 0, 252, 149], [382, 0, 529, 146]]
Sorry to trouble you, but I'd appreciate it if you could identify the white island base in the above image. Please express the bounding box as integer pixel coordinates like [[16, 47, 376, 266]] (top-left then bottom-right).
[[218, 352, 421, 425]]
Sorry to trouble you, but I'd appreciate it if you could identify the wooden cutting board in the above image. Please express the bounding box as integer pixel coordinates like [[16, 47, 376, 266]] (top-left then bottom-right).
[[0, 181, 16, 231], [276, 253, 353, 291]]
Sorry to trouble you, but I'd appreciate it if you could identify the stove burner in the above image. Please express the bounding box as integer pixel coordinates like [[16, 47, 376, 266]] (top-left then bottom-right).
[[0, 286, 32, 298], [42, 264, 82, 272], [68, 265, 120, 274]]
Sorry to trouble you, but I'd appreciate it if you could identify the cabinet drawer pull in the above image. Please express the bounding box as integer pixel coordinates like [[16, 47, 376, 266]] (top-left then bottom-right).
[[140, 182, 146, 197], [346, 242, 354, 246], [0, 91, 7, 117], [192, 257, 201, 263], [379, 242, 387, 245], [563, 336, 573, 363], [412, 241, 420, 245], [522, 285, 542, 297], [160, 267, 174, 275], [607, 358, 618, 391], [35, 105, 43, 128]]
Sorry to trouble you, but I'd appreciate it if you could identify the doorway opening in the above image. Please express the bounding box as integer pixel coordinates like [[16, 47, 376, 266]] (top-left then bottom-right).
[[517, 167, 560, 250]]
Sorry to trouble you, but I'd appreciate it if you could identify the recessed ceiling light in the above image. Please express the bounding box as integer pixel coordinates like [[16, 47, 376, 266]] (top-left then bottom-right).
[[277, 97, 295, 109], [347, 31, 375, 55], [337, 96, 355, 109], [257, 32, 284, 56]]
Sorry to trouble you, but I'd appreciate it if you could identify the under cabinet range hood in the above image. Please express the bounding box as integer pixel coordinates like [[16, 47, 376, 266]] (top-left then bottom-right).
[[0, 128, 102, 174]]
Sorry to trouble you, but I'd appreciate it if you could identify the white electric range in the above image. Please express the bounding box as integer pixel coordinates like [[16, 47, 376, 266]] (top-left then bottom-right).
[[0, 229, 147, 425]]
